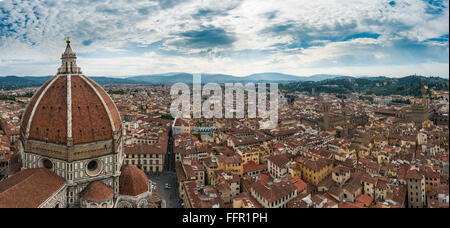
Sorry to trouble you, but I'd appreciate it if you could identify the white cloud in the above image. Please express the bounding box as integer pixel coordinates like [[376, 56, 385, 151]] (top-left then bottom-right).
[[0, 0, 448, 77]]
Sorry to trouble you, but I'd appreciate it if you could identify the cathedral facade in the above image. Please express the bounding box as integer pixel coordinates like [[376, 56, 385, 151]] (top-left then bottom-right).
[[0, 40, 164, 208]]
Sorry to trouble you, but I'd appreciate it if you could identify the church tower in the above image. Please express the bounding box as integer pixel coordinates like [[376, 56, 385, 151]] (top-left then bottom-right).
[[406, 80, 431, 126], [321, 100, 330, 131], [420, 80, 428, 108], [421, 80, 426, 99], [18, 39, 124, 207]]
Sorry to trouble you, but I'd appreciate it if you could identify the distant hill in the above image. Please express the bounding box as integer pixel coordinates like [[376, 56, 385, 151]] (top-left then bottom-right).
[[305, 74, 354, 82], [282, 75, 449, 97], [127, 73, 298, 84], [245, 73, 302, 81], [90, 77, 140, 85], [0, 76, 52, 90], [125, 72, 349, 84], [0, 76, 141, 90], [1, 74, 448, 91]]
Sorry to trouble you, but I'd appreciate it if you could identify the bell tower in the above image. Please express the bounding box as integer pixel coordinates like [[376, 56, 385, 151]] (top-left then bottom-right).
[[421, 80, 426, 99]]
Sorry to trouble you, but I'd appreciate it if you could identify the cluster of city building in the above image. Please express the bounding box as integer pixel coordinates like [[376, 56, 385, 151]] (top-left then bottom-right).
[[170, 81, 449, 208], [0, 98, 28, 178], [107, 86, 172, 174], [0, 43, 448, 208], [1, 77, 448, 208]]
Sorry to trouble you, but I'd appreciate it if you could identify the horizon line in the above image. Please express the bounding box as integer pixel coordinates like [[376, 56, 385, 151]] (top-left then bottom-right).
[[1, 73, 449, 80]]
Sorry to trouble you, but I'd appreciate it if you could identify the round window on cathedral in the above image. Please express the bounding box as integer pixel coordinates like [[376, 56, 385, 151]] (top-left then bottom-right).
[[86, 159, 103, 177], [87, 160, 98, 171], [42, 159, 53, 170]]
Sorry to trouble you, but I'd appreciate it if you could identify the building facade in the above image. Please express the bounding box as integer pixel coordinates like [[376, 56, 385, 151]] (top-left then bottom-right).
[[406, 168, 426, 208]]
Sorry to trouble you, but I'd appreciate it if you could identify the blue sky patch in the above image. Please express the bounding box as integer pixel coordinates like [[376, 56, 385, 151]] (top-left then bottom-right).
[[0, 0, 448, 77]]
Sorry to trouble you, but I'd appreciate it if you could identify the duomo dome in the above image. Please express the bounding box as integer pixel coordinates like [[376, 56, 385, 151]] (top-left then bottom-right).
[[20, 40, 122, 162], [0, 40, 164, 208]]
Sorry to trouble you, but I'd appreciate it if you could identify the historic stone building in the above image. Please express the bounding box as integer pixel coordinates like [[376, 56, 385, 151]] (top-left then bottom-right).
[[0, 40, 164, 208], [304, 98, 368, 137], [405, 81, 432, 126], [406, 167, 426, 208]]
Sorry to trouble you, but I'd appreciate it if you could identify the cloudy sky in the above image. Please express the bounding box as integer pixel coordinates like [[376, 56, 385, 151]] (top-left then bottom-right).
[[0, 0, 448, 77]]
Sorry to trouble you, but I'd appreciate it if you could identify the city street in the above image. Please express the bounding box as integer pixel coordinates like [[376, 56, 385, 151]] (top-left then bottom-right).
[[147, 133, 181, 208], [148, 172, 181, 208], [165, 134, 175, 171]]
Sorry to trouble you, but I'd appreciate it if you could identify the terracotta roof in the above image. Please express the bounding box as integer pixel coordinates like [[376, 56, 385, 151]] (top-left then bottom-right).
[[361, 173, 378, 185], [406, 168, 423, 180], [243, 161, 268, 174], [0, 169, 66, 208], [80, 181, 114, 202], [213, 146, 235, 157], [124, 143, 167, 155], [21, 44, 121, 148], [217, 155, 242, 165], [175, 161, 187, 182], [328, 184, 343, 198], [333, 165, 350, 175], [343, 182, 361, 194], [267, 154, 290, 168], [119, 165, 149, 196], [339, 201, 365, 208], [376, 180, 388, 190], [303, 158, 331, 171], [288, 193, 311, 208], [21, 75, 121, 146], [182, 160, 204, 179], [86, 77, 121, 131], [184, 181, 224, 208], [289, 177, 307, 193], [251, 179, 297, 204], [317, 176, 334, 190], [203, 157, 218, 169], [355, 194, 373, 207], [386, 186, 407, 206], [232, 192, 262, 208], [20, 79, 54, 137]]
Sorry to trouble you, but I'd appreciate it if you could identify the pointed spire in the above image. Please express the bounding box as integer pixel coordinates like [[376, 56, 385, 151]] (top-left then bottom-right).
[[64, 37, 74, 55]]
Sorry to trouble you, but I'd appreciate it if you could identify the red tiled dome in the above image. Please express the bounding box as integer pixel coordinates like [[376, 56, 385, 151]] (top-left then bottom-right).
[[20, 42, 121, 146], [80, 181, 114, 202], [119, 165, 149, 196]]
